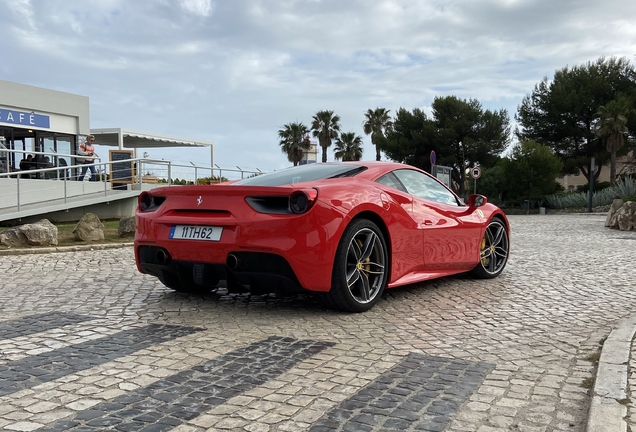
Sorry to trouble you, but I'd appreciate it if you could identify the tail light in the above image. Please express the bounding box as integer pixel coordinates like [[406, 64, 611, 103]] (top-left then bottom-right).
[[138, 192, 165, 212], [245, 189, 318, 214], [290, 189, 318, 214]]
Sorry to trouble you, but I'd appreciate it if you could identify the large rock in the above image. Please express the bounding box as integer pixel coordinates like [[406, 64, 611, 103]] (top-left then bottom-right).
[[605, 199, 625, 227], [607, 200, 636, 231], [0, 219, 58, 247], [73, 213, 105, 241], [118, 216, 136, 238], [0, 227, 28, 247], [21, 219, 59, 245], [616, 201, 636, 231]]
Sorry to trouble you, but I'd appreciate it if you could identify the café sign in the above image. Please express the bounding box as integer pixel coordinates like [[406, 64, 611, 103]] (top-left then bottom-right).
[[0, 109, 50, 128]]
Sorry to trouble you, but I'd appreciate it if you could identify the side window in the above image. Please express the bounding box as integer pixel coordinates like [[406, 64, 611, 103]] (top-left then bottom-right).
[[393, 169, 459, 206], [376, 172, 407, 192]]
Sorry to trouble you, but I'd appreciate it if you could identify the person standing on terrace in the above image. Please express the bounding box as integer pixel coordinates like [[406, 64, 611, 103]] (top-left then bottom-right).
[[78, 135, 96, 181]]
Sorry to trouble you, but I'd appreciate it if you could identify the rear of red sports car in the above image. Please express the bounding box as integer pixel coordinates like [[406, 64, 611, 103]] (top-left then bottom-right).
[[135, 164, 381, 299], [135, 183, 349, 295], [135, 162, 510, 312]]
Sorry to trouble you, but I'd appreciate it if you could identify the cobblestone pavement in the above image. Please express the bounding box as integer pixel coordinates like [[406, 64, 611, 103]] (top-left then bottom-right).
[[0, 214, 635, 431]]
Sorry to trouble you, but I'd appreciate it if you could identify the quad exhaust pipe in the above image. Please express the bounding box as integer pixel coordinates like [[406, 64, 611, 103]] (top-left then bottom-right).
[[226, 254, 241, 270], [155, 248, 171, 265], [154, 249, 239, 269]]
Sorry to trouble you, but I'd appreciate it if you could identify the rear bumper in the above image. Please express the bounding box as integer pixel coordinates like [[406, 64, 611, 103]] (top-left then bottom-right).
[[137, 245, 310, 295], [134, 201, 348, 292]]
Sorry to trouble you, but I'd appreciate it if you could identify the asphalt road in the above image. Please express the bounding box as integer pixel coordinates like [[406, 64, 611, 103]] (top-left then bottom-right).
[[0, 214, 634, 431]]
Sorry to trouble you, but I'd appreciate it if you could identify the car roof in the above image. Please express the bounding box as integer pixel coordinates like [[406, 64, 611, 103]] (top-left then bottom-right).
[[331, 161, 424, 179]]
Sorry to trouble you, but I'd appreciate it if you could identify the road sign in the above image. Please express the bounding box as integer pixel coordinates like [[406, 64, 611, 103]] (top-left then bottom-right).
[[470, 166, 481, 179], [430, 150, 436, 166]]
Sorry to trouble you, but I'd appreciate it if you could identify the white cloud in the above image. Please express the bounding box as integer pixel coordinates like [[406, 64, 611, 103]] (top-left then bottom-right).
[[6, 0, 36, 30], [178, 0, 215, 17], [1, 0, 636, 172]]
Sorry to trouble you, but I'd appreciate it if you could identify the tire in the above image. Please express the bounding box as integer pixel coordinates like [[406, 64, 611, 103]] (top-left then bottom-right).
[[323, 219, 388, 312], [470, 217, 509, 279]]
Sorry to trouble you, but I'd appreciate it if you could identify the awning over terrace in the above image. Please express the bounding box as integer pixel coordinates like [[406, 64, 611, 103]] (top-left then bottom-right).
[[89, 128, 214, 149], [89, 127, 214, 168]]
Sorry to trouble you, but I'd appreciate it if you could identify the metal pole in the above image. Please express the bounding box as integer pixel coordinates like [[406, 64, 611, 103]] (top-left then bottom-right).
[[210, 145, 214, 178], [474, 178, 476, 194], [588, 157, 595, 213], [138, 160, 143, 190], [16, 176, 20, 212]]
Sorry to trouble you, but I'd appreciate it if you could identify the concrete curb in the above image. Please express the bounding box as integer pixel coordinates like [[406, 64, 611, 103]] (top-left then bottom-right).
[[587, 314, 636, 432], [0, 242, 133, 256]]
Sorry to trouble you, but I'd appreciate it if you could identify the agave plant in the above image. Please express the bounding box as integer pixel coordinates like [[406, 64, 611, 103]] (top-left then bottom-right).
[[545, 176, 635, 209], [613, 176, 635, 198], [588, 188, 618, 207]]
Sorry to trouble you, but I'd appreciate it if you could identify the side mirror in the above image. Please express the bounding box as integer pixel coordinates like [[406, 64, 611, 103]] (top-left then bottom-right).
[[468, 194, 487, 208]]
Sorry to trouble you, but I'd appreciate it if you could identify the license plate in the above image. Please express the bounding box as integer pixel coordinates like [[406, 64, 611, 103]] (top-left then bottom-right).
[[169, 225, 223, 241]]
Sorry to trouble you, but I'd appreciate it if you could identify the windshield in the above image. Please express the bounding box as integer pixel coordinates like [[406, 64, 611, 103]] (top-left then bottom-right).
[[234, 164, 366, 186]]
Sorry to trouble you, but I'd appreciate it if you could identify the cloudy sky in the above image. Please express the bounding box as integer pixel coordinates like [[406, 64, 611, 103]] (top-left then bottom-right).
[[2, 0, 636, 175]]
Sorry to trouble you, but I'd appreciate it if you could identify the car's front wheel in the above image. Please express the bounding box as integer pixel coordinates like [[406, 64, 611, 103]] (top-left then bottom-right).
[[471, 217, 509, 279], [324, 219, 388, 312]]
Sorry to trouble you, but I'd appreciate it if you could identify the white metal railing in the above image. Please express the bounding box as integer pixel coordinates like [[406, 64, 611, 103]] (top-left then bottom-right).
[[0, 147, 103, 179], [0, 150, 263, 214], [136, 160, 262, 184]]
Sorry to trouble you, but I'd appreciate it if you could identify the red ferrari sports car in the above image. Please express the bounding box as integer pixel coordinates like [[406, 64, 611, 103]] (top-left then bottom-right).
[[135, 162, 510, 312]]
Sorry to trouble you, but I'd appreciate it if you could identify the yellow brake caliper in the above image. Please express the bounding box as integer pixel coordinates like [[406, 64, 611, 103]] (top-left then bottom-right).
[[357, 239, 371, 271], [480, 237, 488, 265]]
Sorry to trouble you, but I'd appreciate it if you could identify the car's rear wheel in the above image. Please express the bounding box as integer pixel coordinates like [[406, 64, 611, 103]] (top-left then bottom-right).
[[324, 219, 388, 312], [471, 217, 509, 279]]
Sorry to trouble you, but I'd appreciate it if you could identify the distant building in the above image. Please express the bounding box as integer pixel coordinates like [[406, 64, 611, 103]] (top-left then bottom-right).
[[299, 136, 318, 165], [556, 152, 635, 190]]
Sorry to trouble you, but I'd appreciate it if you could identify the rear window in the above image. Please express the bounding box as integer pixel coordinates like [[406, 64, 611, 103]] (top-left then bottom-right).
[[234, 164, 366, 186]]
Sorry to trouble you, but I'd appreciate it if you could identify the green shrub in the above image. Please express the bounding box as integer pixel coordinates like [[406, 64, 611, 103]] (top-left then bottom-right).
[[576, 181, 611, 192]]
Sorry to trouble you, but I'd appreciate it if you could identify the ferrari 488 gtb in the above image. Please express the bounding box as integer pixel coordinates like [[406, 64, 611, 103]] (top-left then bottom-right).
[[135, 162, 510, 312]]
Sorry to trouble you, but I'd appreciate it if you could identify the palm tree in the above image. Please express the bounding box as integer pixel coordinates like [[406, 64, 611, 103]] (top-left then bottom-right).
[[595, 97, 632, 185], [311, 110, 341, 163], [334, 132, 364, 161], [363, 108, 392, 161], [278, 122, 311, 166]]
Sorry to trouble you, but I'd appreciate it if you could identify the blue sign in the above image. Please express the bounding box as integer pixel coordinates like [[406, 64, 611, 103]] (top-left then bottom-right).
[[430, 150, 436, 166], [0, 109, 50, 128]]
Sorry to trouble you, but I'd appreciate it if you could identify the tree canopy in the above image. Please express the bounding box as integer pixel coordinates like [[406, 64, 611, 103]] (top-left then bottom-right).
[[516, 56, 636, 181], [500, 140, 563, 202], [379, 97, 510, 196], [278, 122, 310, 166], [378, 108, 437, 171], [363, 108, 392, 161], [334, 132, 364, 161], [595, 96, 633, 184], [311, 110, 341, 163], [432, 96, 510, 195]]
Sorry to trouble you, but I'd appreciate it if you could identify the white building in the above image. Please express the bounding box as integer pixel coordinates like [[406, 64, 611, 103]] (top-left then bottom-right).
[[0, 79, 90, 173], [301, 137, 318, 164]]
